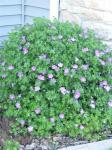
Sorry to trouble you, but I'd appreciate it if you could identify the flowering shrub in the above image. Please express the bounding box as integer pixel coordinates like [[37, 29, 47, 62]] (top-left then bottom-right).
[[0, 18, 112, 140]]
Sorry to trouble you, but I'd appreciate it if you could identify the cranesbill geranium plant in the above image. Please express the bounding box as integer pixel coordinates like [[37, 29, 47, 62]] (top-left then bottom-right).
[[0, 18, 112, 140]]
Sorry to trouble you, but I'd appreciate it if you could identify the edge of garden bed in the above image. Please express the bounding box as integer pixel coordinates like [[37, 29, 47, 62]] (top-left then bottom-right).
[[59, 139, 112, 150]]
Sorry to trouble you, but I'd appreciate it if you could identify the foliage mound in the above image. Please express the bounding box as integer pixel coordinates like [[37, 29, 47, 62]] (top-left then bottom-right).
[[0, 18, 112, 140]]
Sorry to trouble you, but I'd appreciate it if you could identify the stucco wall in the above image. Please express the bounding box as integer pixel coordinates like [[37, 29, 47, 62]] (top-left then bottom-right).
[[59, 0, 112, 47]]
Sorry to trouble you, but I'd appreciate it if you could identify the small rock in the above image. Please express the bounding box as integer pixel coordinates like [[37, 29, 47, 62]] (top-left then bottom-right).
[[19, 145, 25, 150], [53, 135, 62, 142], [39, 145, 48, 150], [19, 148, 24, 150], [32, 139, 40, 144], [25, 143, 36, 150]]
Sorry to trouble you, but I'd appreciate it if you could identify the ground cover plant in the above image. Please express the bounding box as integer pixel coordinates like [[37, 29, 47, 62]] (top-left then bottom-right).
[[3, 140, 20, 150], [0, 18, 112, 142]]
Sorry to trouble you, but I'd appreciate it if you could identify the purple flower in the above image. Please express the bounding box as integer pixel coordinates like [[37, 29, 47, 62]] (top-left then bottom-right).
[[59, 114, 64, 119], [80, 125, 84, 130], [2, 74, 6, 79], [34, 86, 40, 92], [31, 66, 36, 72], [104, 85, 111, 92], [60, 87, 67, 95], [72, 64, 78, 70], [50, 117, 55, 123], [108, 100, 112, 107], [35, 108, 41, 114], [82, 48, 89, 52], [99, 82, 104, 88], [48, 74, 53, 79], [100, 51, 105, 55], [21, 36, 26, 40], [66, 90, 70, 94], [23, 47, 28, 54], [8, 65, 14, 70], [99, 59, 106, 66], [95, 50, 101, 57], [21, 36, 26, 43], [15, 102, 21, 109], [27, 126, 33, 132], [20, 120, 25, 126], [99, 81, 111, 92], [107, 58, 112, 63], [37, 74, 45, 81], [105, 81, 109, 85], [9, 94, 15, 100], [58, 63, 63, 68], [64, 68, 69, 75], [17, 72, 23, 78], [104, 48, 110, 53], [100, 81, 108, 87], [82, 64, 89, 71], [80, 77, 86, 83], [74, 90, 81, 99], [51, 65, 59, 71]]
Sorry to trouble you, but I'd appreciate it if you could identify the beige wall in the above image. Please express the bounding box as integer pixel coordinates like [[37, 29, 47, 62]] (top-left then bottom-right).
[[59, 0, 112, 47]]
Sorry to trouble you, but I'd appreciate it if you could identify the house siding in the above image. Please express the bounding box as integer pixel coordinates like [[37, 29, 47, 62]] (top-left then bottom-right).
[[0, 0, 22, 45], [0, 0, 50, 45]]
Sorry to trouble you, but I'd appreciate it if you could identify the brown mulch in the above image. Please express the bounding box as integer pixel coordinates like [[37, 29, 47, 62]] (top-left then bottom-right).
[[0, 116, 32, 148], [0, 116, 10, 147]]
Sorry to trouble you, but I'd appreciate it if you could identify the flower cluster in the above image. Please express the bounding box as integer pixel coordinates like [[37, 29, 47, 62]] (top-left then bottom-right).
[[99, 81, 111, 92]]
